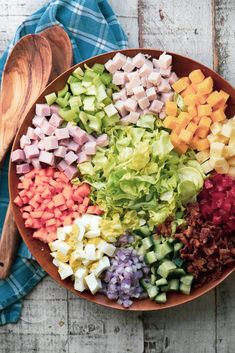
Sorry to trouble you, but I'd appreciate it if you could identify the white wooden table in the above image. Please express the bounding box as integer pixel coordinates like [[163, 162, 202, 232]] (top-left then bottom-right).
[[0, 1, 235, 352]]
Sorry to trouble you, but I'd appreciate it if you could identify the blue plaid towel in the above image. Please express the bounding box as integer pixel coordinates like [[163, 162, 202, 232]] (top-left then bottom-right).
[[0, 0, 127, 325]]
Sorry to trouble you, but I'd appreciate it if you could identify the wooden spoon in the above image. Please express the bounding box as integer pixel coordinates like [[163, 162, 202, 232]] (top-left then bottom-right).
[[0, 34, 52, 279]]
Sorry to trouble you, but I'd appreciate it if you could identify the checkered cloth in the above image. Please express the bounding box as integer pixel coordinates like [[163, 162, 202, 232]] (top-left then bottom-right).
[[0, 0, 127, 325]]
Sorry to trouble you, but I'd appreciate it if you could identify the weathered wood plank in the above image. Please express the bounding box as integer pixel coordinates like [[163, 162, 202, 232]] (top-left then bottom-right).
[[138, 0, 213, 66]]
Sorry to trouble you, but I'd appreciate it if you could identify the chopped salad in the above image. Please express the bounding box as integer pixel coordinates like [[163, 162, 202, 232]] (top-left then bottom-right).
[[12, 51, 235, 308]]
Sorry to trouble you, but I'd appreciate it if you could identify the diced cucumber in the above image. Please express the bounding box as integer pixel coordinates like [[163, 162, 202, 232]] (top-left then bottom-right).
[[150, 274, 156, 285], [147, 285, 159, 299], [155, 242, 173, 260], [161, 285, 170, 292], [133, 225, 151, 237], [180, 275, 194, 286], [157, 260, 176, 278], [92, 63, 105, 74], [174, 242, 184, 252], [45, 92, 57, 105], [155, 278, 168, 286], [56, 97, 69, 108], [140, 278, 151, 290], [150, 266, 157, 275], [58, 84, 69, 97], [169, 279, 180, 291], [103, 97, 113, 106], [180, 283, 191, 295], [137, 245, 145, 256], [142, 237, 153, 251], [155, 292, 167, 303], [167, 268, 186, 279], [144, 251, 158, 265], [172, 257, 185, 268]]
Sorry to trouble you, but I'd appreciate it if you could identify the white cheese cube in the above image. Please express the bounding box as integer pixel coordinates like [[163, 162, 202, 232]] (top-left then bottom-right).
[[221, 123, 234, 138], [196, 150, 210, 164], [104, 104, 118, 117], [228, 166, 235, 177], [58, 263, 73, 280], [201, 160, 214, 174], [210, 156, 226, 168], [84, 244, 96, 261], [213, 158, 229, 174], [217, 135, 229, 144], [91, 256, 110, 277], [210, 122, 222, 135], [223, 145, 234, 159], [228, 156, 235, 166], [98, 240, 116, 257], [210, 142, 225, 158], [207, 134, 219, 143], [85, 273, 101, 294]]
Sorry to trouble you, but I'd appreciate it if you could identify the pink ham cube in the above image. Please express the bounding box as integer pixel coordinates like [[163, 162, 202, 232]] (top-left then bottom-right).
[[124, 98, 138, 112], [55, 127, 70, 140], [82, 141, 96, 155], [77, 152, 91, 164], [54, 146, 67, 158], [158, 52, 172, 69], [160, 66, 172, 77], [41, 120, 56, 136], [160, 92, 174, 103], [64, 165, 78, 180], [20, 135, 31, 149], [141, 76, 148, 87], [139, 63, 153, 77], [148, 72, 161, 85], [159, 111, 166, 120], [36, 103, 51, 116], [168, 72, 179, 85], [122, 57, 135, 73], [104, 59, 117, 74], [39, 151, 55, 166], [112, 71, 126, 85], [133, 86, 146, 100], [57, 159, 68, 171], [50, 104, 60, 115], [38, 140, 45, 150], [24, 144, 39, 159], [152, 58, 159, 68], [44, 136, 59, 151], [72, 128, 89, 145], [27, 127, 38, 140], [16, 163, 30, 174], [32, 115, 45, 128], [146, 87, 157, 101], [112, 52, 127, 70], [96, 134, 109, 147], [132, 53, 146, 68], [65, 151, 78, 165], [149, 100, 164, 113], [158, 79, 171, 93], [112, 88, 127, 102], [138, 96, 150, 110], [120, 112, 140, 125], [68, 141, 80, 153], [31, 158, 41, 169], [34, 127, 45, 140], [49, 113, 63, 128], [11, 149, 26, 163], [115, 100, 128, 117]]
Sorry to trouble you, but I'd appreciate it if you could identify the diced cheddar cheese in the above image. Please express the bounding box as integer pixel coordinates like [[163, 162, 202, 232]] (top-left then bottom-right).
[[177, 112, 192, 128], [196, 94, 208, 105], [184, 94, 197, 106], [199, 116, 212, 130], [190, 136, 199, 149], [165, 101, 178, 116], [163, 116, 178, 129], [181, 85, 196, 97], [195, 138, 210, 151], [201, 160, 214, 174], [228, 166, 235, 177], [198, 104, 212, 117], [178, 129, 193, 144], [193, 116, 201, 124], [186, 122, 198, 134], [174, 124, 183, 135], [197, 77, 213, 95], [196, 127, 209, 138], [188, 105, 197, 117], [174, 142, 188, 154], [211, 108, 226, 122], [189, 69, 205, 84], [219, 90, 229, 103], [172, 77, 190, 93], [196, 149, 210, 164], [206, 91, 223, 107]]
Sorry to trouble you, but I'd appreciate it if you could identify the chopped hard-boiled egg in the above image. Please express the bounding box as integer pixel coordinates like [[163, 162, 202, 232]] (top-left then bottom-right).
[[85, 273, 102, 294], [58, 262, 73, 280], [98, 240, 116, 257]]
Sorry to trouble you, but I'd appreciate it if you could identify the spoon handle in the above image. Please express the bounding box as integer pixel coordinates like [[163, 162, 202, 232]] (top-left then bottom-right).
[[0, 206, 19, 279]]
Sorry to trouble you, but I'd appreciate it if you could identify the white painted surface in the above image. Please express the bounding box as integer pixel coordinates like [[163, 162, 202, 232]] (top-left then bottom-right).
[[0, 0, 235, 352]]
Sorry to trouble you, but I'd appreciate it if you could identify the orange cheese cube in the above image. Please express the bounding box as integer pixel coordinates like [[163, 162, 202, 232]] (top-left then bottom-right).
[[177, 112, 192, 127], [197, 104, 212, 117], [174, 143, 189, 154], [196, 127, 209, 138], [181, 85, 196, 97], [219, 90, 229, 103], [170, 133, 180, 146], [199, 116, 212, 129], [193, 116, 201, 124], [178, 129, 193, 144], [196, 94, 208, 105], [186, 122, 198, 134], [211, 108, 226, 122], [188, 105, 197, 117], [197, 77, 213, 95], [174, 124, 183, 135], [184, 94, 197, 106], [213, 100, 226, 111], [206, 91, 223, 107], [189, 69, 205, 84], [172, 77, 190, 93], [163, 116, 178, 129], [190, 136, 200, 149], [165, 101, 178, 117], [195, 138, 210, 151]]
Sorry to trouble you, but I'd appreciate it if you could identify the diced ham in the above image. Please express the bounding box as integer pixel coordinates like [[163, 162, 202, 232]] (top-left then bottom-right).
[[77, 152, 91, 164], [50, 104, 60, 115], [32, 115, 45, 128], [138, 96, 150, 110], [168, 72, 179, 85], [44, 136, 59, 151], [20, 135, 31, 149], [146, 87, 157, 101], [87, 134, 96, 142], [158, 78, 171, 93], [160, 92, 174, 103], [158, 52, 172, 69], [112, 52, 127, 70], [39, 151, 55, 166], [31, 158, 41, 169], [139, 63, 153, 77], [112, 71, 126, 85], [64, 165, 78, 180], [82, 141, 96, 155], [11, 149, 26, 163], [54, 146, 67, 158], [49, 113, 63, 128], [148, 72, 161, 85], [149, 100, 164, 113], [68, 141, 80, 153], [16, 163, 30, 174], [124, 98, 138, 112], [133, 86, 146, 100], [59, 138, 70, 147], [132, 53, 146, 68], [57, 159, 68, 171], [96, 134, 109, 147], [141, 76, 148, 87], [65, 151, 78, 165], [112, 89, 127, 102], [36, 103, 51, 116], [115, 100, 128, 117], [104, 59, 117, 74], [69, 126, 88, 145], [41, 120, 56, 136], [55, 127, 70, 140], [120, 112, 140, 125], [34, 127, 45, 140], [27, 127, 38, 140], [160, 66, 172, 77], [38, 140, 45, 150], [159, 110, 166, 120], [152, 58, 159, 68], [122, 57, 135, 72], [24, 144, 39, 159]]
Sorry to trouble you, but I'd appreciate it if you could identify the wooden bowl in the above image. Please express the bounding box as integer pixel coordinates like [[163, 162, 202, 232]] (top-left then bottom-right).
[[9, 49, 235, 311]]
